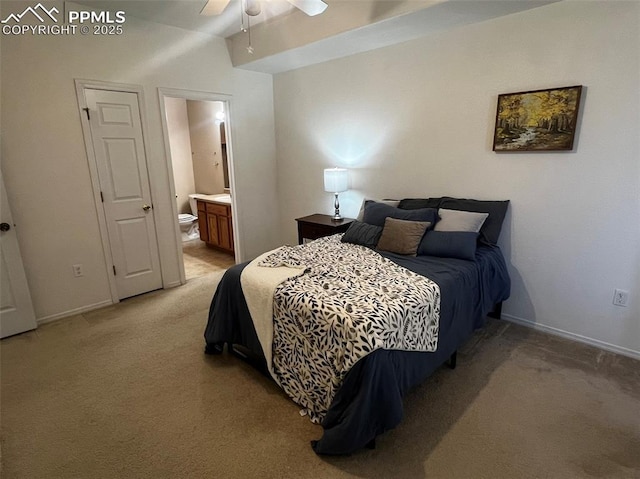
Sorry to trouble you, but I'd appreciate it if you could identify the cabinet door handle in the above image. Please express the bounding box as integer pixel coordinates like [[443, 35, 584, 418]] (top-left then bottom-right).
[[0, 222, 11, 232], [142, 204, 152, 212]]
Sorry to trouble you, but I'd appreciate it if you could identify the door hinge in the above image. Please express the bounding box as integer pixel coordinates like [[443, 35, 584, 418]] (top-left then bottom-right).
[[112, 265, 116, 275], [100, 191, 104, 203], [83, 107, 90, 120]]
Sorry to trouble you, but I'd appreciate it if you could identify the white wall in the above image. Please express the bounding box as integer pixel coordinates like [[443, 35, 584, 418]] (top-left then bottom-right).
[[165, 97, 195, 215], [273, 1, 640, 357], [1, 1, 280, 321]]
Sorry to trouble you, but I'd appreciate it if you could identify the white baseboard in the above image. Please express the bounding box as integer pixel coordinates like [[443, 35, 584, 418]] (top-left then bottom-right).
[[502, 314, 640, 361], [36, 280, 185, 325], [37, 299, 114, 325]]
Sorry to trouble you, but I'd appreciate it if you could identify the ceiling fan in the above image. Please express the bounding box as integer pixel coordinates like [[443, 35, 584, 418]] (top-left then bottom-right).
[[201, 0, 328, 18]]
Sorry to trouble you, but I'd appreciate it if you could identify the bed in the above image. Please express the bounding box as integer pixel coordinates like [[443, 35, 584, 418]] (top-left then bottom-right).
[[204, 197, 511, 455]]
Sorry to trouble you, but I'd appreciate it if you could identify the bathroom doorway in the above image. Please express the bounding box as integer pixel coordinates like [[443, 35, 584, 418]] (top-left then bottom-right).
[[158, 89, 239, 282]]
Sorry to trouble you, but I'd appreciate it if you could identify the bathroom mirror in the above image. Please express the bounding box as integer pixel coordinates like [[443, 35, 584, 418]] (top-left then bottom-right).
[[220, 122, 229, 190]]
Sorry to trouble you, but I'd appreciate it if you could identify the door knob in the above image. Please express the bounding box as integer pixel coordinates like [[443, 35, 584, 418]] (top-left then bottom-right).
[[142, 204, 152, 211], [0, 222, 11, 232]]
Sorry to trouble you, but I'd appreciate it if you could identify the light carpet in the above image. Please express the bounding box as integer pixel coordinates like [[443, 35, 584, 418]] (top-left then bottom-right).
[[1, 271, 639, 478]]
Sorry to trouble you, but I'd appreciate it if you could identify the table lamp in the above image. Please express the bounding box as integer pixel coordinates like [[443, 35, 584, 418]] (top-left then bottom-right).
[[324, 167, 348, 220]]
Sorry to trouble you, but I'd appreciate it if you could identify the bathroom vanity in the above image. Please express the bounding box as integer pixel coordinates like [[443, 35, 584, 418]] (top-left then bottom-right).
[[196, 196, 234, 255]]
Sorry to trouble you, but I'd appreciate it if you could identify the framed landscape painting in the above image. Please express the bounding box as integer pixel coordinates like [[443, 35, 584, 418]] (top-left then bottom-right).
[[493, 85, 583, 152]]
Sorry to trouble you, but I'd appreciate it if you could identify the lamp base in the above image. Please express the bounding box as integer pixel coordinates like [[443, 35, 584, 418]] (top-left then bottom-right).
[[332, 193, 342, 221]]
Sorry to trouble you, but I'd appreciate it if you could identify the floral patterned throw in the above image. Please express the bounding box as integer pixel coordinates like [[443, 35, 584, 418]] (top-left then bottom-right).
[[258, 235, 441, 422]]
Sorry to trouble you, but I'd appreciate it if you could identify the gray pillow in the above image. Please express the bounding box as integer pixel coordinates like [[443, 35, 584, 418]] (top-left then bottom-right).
[[434, 208, 488, 233], [341, 221, 383, 249], [376, 217, 431, 256], [438, 197, 510, 245], [363, 200, 438, 227], [418, 231, 478, 260]]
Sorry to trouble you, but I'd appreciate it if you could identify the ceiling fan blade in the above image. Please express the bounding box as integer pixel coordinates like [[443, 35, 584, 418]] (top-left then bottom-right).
[[200, 0, 231, 16], [286, 0, 328, 17]]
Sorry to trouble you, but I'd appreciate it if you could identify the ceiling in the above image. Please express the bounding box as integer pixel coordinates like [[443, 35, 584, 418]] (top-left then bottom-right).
[[74, 0, 297, 38], [73, 0, 561, 74]]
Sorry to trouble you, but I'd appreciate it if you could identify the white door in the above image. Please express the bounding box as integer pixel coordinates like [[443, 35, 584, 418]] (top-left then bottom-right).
[[84, 88, 163, 299], [0, 171, 37, 338]]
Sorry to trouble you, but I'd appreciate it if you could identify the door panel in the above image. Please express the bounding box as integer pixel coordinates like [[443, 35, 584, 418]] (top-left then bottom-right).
[[0, 172, 37, 338], [116, 217, 156, 276], [103, 138, 143, 200], [85, 88, 162, 300], [98, 102, 133, 125]]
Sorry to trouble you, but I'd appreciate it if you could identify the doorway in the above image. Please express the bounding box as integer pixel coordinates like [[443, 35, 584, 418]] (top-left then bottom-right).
[[76, 81, 164, 302], [158, 89, 239, 282], [0, 170, 37, 338]]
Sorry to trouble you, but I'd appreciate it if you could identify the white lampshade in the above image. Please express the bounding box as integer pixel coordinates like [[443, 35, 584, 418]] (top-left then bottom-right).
[[324, 168, 349, 193]]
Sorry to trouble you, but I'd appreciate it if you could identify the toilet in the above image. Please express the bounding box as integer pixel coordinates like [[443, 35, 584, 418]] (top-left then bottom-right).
[[178, 195, 200, 241]]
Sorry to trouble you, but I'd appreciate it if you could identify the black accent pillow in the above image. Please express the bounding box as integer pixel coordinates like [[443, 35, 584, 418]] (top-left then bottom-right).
[[398, 198, 443, 210], [362, 200, 438, 227], [341, 221, 383, 249], [418, 231, 478, 260], [438, 197, 509, 245]]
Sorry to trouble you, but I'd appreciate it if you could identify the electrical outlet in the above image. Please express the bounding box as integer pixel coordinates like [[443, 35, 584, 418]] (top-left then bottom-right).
[[613, 289, 629, 307], [72, 264, 84, 277]]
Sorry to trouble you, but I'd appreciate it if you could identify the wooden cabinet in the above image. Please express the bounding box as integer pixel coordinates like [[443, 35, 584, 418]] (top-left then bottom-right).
[[197, 200, 208, 242], [197, 200, 234, 255]]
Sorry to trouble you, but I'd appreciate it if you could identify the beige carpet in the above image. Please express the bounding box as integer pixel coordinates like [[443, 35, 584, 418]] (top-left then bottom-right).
[[1, 271, 639, 478]]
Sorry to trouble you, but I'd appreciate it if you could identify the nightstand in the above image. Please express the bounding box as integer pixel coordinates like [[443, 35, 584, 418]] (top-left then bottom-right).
[[295, 214, 355, 245]]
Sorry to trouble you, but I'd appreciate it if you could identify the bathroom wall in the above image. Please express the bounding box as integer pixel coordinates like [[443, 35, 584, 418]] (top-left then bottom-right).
[[186, 100, 226, 195], [165, 97, 196, 214]]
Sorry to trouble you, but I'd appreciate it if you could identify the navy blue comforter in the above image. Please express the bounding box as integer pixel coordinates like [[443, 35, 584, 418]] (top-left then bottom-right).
[[204, 245, 510, 454]]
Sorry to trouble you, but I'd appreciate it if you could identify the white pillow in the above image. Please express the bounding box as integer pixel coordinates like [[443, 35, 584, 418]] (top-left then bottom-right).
[[356, 199, 400, 221], [434, 208, 489, 233]]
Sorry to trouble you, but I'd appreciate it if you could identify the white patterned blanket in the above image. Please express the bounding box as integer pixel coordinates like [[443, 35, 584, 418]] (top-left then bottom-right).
[[239, 248, 306, 381], [257, 235, 441, 422]]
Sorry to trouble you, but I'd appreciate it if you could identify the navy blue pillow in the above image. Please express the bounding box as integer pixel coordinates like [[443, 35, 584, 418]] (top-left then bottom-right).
[[341, 221, 383, 249], [362, 201, 438, 228], [418, 231, 478, 260]]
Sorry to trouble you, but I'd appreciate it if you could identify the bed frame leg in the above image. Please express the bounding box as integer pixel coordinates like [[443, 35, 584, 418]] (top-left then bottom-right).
[[204, 342, 224, 355], [448, 351, 457, 369], [488, 301, 503, 320]]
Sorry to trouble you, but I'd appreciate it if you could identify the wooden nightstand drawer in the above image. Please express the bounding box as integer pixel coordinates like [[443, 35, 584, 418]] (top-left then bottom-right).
[[295, 214, 354, 245], [301, 223, 330, 240]]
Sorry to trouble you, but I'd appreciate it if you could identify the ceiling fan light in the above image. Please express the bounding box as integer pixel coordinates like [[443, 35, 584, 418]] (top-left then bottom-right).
[[244, 0, 261, 16]]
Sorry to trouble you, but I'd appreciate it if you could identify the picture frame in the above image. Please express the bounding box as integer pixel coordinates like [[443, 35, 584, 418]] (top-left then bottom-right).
[[493, 85, 583, 152]]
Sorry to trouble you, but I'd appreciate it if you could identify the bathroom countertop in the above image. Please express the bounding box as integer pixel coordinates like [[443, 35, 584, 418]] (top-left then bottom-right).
[[191, 193, 232, 206]]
